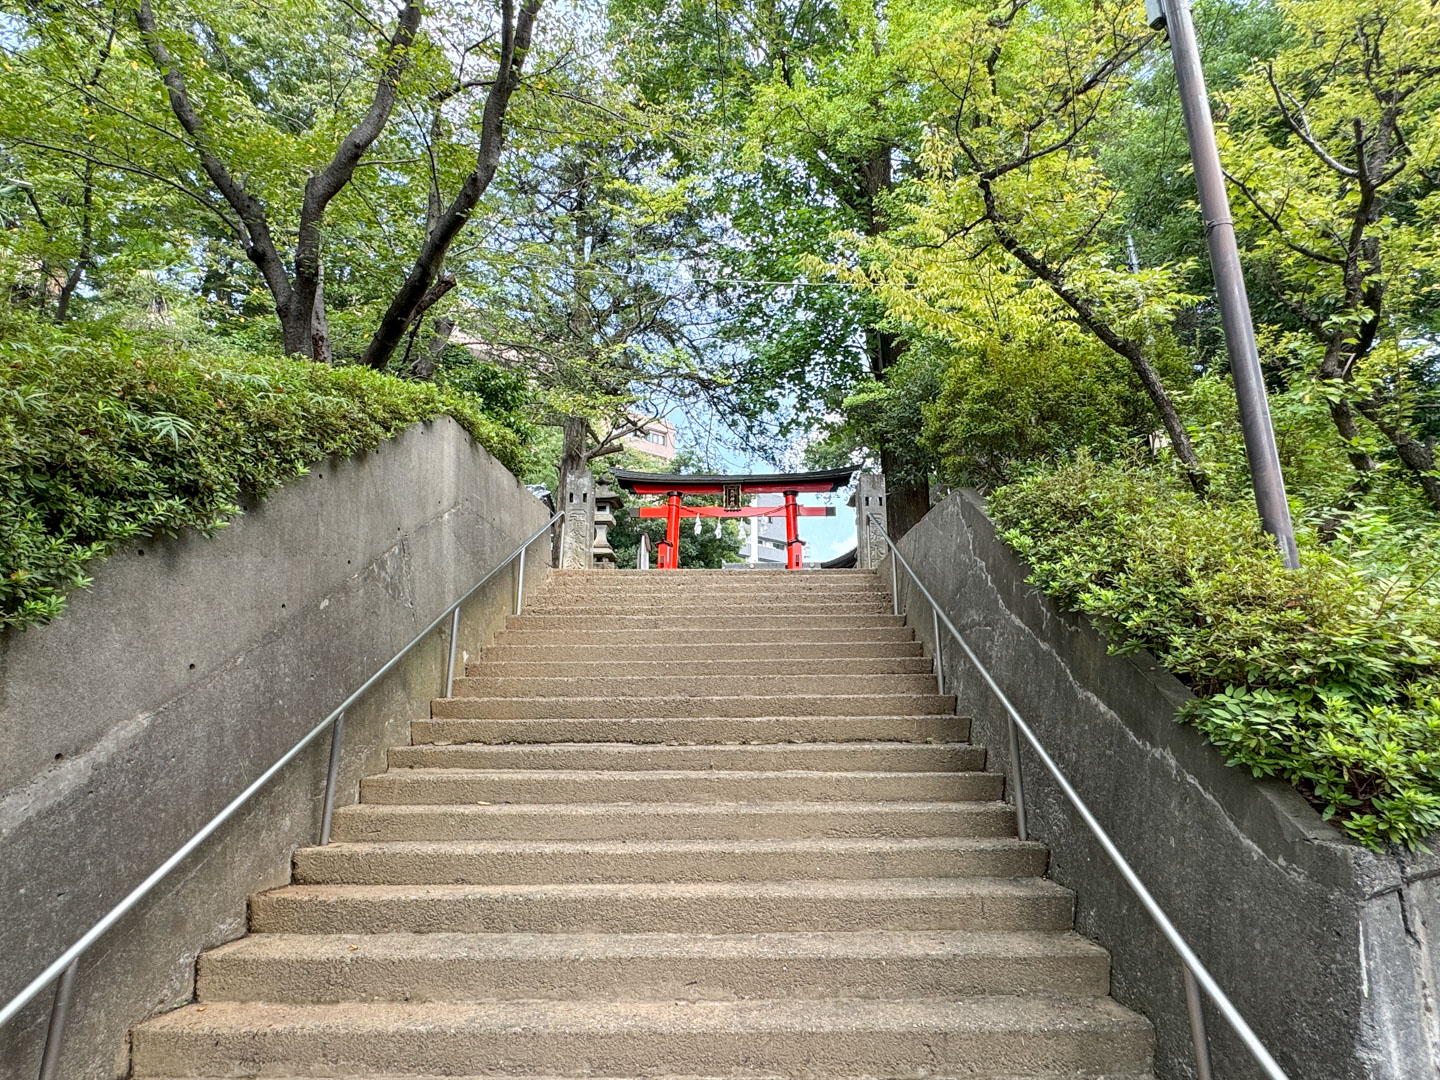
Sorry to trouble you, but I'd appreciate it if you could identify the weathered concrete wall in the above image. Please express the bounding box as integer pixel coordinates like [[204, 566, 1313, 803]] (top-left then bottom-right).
[[0, 418, 551, 1080], [885, 490, 1439, 1080]]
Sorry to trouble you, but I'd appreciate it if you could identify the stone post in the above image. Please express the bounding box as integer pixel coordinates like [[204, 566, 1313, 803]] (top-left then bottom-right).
[[559, 466, 594, 569], [855, 472, 888, 570]]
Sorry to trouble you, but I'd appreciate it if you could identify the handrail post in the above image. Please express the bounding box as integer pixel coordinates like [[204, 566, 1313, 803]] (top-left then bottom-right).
[[890, 555, 899, 616], [931, 605, 944, 694], [444, 606, 461, 698], [35, 959, 78, 1080], [1006, 715, 1027, 842], [1184, 966, 1217, 1080], [515, 541, 527, 615], [319, 711, 346, 846]]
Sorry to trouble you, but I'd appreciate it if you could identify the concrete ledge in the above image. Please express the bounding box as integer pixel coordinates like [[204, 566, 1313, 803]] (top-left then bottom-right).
[[0, 419, 550, 1080], [885, 489, 1440, 1080]]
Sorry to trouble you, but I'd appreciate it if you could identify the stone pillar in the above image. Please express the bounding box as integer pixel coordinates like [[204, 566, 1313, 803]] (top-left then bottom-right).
[[559, 466, 594, 569], [855, 472, 888, 570]]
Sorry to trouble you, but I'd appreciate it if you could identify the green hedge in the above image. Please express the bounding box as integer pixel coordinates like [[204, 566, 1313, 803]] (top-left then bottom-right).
[[988, 457, 1440, 851], [1, 326, 526, 631]]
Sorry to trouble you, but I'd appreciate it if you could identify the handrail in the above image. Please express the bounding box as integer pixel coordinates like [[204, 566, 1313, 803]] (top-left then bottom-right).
[[869, 514, 1289, 1080], [1, 510, 562, 1078]]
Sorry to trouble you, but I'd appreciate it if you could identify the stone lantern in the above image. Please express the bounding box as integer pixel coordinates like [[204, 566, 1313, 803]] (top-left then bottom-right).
[[591, 481, 623, 569]]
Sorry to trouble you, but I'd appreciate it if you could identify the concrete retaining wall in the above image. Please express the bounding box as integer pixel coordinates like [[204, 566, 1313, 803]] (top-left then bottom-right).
[[0, 419, 552, 1080], [885, 490, 1439, 1080]]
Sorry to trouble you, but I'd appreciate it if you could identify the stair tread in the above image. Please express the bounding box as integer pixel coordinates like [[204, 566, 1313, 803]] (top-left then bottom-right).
[[145, 1075, 1157, 1080], [392, 742, 981, 769], [209, 929, 1108, 961], [139, 995, 1152, 1033], [337, 799, 1009, 814], [368, 766, 987, 778], [401, 741, 969, 751], [262, 876, 1073, 900], [301, 836, 1044, 854], [440, 693, 953, 701], [414, 720, 967, 728]]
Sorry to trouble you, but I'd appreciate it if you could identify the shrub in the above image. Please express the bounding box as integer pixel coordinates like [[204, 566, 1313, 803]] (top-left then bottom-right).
[[1, 323, 527, 631], [988, 456, 1440, 850]]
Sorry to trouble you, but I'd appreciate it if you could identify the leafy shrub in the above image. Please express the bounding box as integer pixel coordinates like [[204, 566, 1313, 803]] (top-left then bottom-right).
[[988, 456, 1440, 850], [923, 334, 1163, 488], [1, 323, 527, 631]]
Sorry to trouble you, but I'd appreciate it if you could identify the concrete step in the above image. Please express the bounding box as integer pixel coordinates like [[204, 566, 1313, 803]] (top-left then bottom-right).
[[464, 656, 935, 677], [290, 837, 1049, 885], [197, 929, 1111, 1003], [249, 877, 1078, 934], [141, 1075, 1159, 1080], [411, 715, 969, 746], [493, 627, 915, 646], [552, 569, 876, 580], [448, 673, 939, 698], [144, 1076, 1158, 1080], [388, 742, 984, 773], [328, 800, 1016, 843], [521, 601, 895, 616], [525, 598, 895, 613], [478, 641, 925, 662], [430, 693, 956, 720], [505, 614, 905, 631], [539, 574, 885, 588], [360, 768, 1003, 805], [131, 997, 1153, 1077]]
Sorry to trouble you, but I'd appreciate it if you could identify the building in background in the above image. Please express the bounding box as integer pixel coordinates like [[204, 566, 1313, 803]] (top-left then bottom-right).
[[743, 497, 804, 567], [621, 418, 677, 461]]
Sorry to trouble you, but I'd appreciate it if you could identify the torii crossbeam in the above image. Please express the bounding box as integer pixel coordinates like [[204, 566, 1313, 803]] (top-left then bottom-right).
[[611, 467, 857, 570]]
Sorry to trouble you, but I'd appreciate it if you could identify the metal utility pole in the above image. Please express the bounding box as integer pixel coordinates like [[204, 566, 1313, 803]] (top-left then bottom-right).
[[1146, 0, 1300, 568]]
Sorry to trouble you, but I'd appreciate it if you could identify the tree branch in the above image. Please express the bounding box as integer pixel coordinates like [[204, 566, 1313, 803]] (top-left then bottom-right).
[[979, 177, 1207, 490], [136, 0, 292, 310], [1266, 64, 1359, 178], [361, 0, 542, 369]]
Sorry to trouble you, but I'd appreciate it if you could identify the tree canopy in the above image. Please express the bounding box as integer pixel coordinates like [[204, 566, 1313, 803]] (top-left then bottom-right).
[[2, 0, 1437, 517]]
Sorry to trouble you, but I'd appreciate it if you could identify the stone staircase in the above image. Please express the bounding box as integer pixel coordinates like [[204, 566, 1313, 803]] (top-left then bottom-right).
[[130, 569, 1155, 1079]]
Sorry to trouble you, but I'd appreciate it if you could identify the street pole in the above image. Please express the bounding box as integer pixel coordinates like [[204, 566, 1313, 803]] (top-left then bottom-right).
[[1146, 0, 1300, 568]]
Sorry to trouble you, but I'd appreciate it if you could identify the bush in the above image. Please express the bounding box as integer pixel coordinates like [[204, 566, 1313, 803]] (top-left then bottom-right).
[[988, 457, 1440, 850], [1, 323, 527, 631]]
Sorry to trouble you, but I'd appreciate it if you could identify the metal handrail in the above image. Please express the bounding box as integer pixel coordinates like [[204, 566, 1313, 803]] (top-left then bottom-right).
[[870, 514, 1289, 1080], [1, 510, 562, 1079]]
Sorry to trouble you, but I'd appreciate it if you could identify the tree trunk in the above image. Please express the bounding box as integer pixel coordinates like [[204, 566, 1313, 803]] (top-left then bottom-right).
[[865, 326, 930, 537], [411, 317, 455, 379], [881, 446, 931, 538], [979, 179, 1207, 493], [54, 162, 94, 323], [561, 415, 587, 476]]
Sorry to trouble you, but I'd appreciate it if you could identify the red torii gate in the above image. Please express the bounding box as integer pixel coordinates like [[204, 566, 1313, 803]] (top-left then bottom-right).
[[611, 467, 856, 570]]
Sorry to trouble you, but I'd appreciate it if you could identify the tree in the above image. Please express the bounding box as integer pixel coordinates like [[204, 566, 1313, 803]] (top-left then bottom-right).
[[450, 118, 741, 444], [608, 0, 942, 535], [0, 0, 541, 363], [1221, 0, 1440, 510], [360, 0, 542, 368], [849, 0, 1210, 491]]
